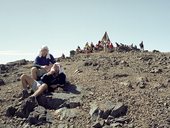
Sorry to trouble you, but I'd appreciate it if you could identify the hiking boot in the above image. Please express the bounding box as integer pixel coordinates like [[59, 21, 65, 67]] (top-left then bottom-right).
[[18, 90, 30, 101], [28, 96, 38, 106]]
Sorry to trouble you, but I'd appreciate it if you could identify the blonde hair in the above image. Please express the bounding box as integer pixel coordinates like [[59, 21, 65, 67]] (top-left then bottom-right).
[[39, 45, 50, 59], [41, 45, 49, 51]]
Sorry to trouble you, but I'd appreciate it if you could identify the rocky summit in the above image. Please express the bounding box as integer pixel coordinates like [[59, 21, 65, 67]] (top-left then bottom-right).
[[1, 51, 170, 128]]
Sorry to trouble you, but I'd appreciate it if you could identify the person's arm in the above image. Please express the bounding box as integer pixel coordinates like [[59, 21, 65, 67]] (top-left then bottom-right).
[[50, 54, 56, 64], [47, 64, 59, 75], [33, 56, 42, 68], [33, 63, 42, 68]]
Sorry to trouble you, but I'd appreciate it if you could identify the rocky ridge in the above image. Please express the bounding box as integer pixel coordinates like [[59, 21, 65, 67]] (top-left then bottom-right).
[[0, 51, 170, 127]]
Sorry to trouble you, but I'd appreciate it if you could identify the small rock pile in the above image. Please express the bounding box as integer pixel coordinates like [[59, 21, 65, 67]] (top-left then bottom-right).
[[90, 101, 129, 128]]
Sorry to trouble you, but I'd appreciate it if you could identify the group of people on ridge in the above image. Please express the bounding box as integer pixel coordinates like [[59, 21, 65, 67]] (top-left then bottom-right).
[[19, 45, 66, 100], [76, 41, 144, 54], [76, 41, 114, 54]]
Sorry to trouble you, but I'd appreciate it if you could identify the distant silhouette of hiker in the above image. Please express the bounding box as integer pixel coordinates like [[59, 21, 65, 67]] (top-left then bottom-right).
[[61, 53, 65, 59], [76, 46, 81, 54], [139, 41, 144, 51], [31, 45, 56, 80]]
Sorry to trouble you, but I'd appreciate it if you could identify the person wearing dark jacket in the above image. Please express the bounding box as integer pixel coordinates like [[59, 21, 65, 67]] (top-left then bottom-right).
[[20, 62, 66, 99], [31, 45, 56, 80], [139, 41, 144, 51]]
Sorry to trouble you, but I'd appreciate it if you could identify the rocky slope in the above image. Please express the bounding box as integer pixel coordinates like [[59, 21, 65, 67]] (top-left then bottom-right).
[[1, 51, 170, 128]]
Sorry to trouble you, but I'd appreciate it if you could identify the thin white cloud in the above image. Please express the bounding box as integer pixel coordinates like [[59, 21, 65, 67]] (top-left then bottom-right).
[[0, 50, 35, 56]]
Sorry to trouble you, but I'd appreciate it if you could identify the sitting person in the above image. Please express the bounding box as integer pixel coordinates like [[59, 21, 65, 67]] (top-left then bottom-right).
[[31, 45, 56, 80], [108, 42, 114, 52], [61, 53, 65, 59], [41, 62, 66, 91], [90, 42, 95, 52], [20, 62, 66, 99], [76, 46, 81, 54], [97, 41, 104, 51]]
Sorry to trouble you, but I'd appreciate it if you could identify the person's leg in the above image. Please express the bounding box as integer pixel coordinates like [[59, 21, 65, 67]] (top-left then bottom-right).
[[31, 84, 48, 97], [19, 74, 35, 100], [31, 67, 38, 80], [20, 74, 35, 90]]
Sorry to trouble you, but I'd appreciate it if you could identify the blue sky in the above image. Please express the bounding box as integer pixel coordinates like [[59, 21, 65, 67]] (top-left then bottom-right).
[[0, 0, 170, 64]]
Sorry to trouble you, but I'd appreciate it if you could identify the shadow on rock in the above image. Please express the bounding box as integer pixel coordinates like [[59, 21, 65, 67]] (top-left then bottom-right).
[[37, 95, 66, 110], [62, 82, 81, 94]]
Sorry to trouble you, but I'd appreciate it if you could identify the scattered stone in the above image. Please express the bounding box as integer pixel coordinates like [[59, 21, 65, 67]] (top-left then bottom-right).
[[27, 106, 47, 125], [6, 59, 27, 66], [6, 106, 17, 117], [0, 79, 5, 86], [127, 123, 135, 128], [150, 68, 162, 73], [99, 101, 115, 119], [110, 102, 128, 118], [115, 117, 129, 124], [102, 126, 112, 128], [74, 69, 83, 74], [17, 77, 20, 81], [89, 102, 100, 121], [92, 121, 103, 128], [66, 101, 81, 108], [104, 118, 112, 125], [137, 77, 148, 83], [113, 73, 129, 78], [154, 83, 167, 90], [70, 125, 75, 128], [36, 95, 65, 109], [92, 61, 99, 66], [55, 107, 66, 116], [137, 77, 148, 88], [2, 74, 8, 77], [167, 79, 170, 83], [84, 60, 93, 66], [139, 82, 146, 89], [22, 124, 30, 128], [121, 81, 134, 89], [140, 56, 153, 61], [55, 107, 82, 121], [0, 64, 6, 71], [15, 96, 38, 118], [120, 60, 129, 67], [57, 123, 69, 128], [152, 50, 160, 53], [27, 115, 38, 125], [107, 115, 114, 120], [110, 122, 122, 127]]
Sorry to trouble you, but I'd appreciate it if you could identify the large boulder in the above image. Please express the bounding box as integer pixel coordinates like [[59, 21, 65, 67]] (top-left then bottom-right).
[[110, 102, 128, 118], [0, 64, 7, 73], [99, 101, 115, 119], [15, 97, 38, 118], [89, 102, 100, 121], [6, 59, 27, 66], [6, 106, 17, 117], [27, 106, 48, 125], [70, 50, 76, 57]]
